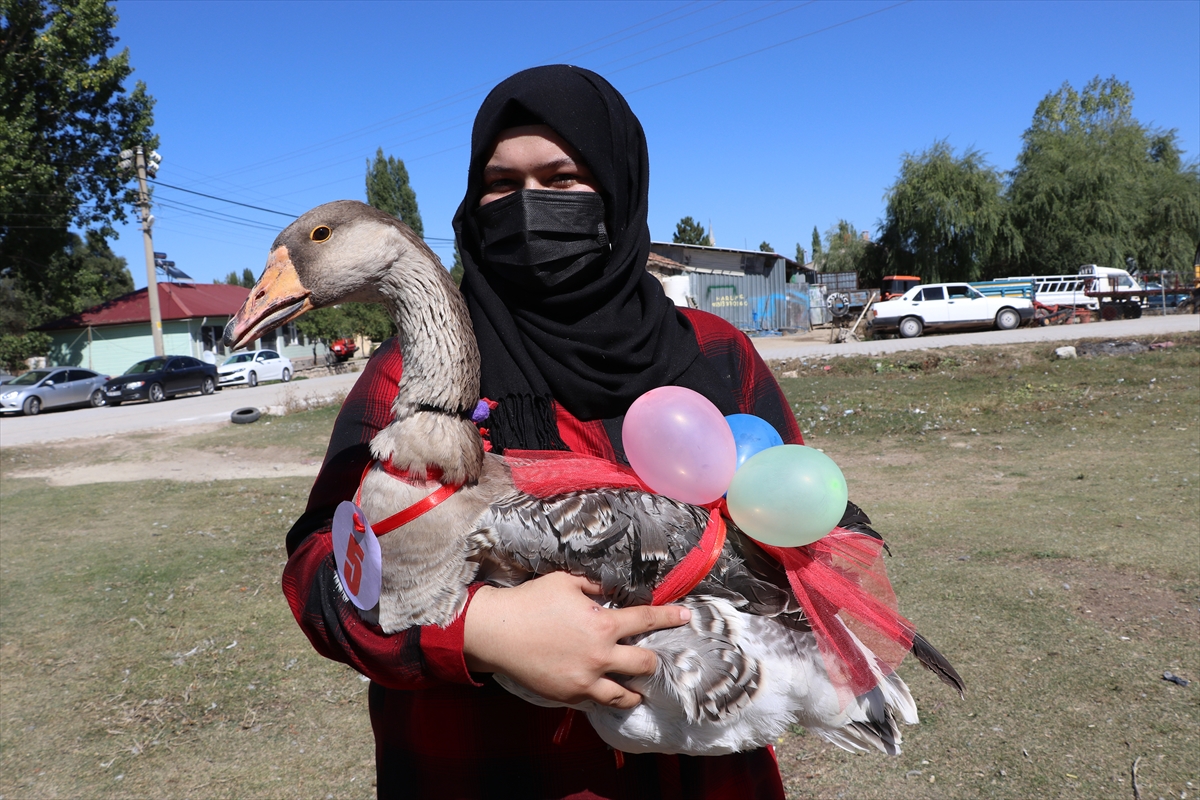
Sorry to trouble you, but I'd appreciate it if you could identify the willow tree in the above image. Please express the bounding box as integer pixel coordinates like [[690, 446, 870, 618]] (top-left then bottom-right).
[[878, 141, 1015, 283], [1007, 77, 1199, 275]]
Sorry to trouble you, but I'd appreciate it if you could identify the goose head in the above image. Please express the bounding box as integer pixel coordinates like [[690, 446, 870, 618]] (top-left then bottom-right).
[[224, 200, 455, 350], [224, 200, 483, 482]]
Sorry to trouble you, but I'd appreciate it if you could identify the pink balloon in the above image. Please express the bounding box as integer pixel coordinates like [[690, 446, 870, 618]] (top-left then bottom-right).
[[622, 386, 737, 505]]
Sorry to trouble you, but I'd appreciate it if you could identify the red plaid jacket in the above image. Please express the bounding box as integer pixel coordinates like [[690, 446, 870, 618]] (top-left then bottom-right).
[[282, 309, 802, 799]]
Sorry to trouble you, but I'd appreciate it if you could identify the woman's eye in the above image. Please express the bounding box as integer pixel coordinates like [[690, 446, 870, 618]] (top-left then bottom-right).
[[551, 174, 579, 186]]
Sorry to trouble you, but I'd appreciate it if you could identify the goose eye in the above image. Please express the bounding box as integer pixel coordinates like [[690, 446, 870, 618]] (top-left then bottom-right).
[[310, 226, 332, 242]]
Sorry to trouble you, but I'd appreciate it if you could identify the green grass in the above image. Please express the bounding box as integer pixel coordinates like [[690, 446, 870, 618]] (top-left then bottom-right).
[[1, 333, 1197, 799], [770, 334, 1200, 799]]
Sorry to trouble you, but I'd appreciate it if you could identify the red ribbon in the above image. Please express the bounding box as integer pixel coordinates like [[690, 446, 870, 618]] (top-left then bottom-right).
[[354, 460, 462, 536]]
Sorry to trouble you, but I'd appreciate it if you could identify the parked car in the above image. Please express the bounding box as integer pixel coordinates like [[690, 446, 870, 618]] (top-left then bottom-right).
[[869, 282, 1036, 339], [0, 367, 110, 415], [218, 349, 293, 387], [329, 337, 357, 362], [103, 355, 219, 405], [1144, 284, 1191, 309]]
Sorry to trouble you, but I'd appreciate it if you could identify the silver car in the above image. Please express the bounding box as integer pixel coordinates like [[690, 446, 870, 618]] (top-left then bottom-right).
[[0, 367, 110, 415]]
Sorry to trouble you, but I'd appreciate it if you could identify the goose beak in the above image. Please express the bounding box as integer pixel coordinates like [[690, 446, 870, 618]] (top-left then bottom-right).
[[224, 246, 315, 349]]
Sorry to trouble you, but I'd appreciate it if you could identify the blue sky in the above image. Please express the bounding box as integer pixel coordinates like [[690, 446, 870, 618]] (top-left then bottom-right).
[[106, 0, 1200, 287]]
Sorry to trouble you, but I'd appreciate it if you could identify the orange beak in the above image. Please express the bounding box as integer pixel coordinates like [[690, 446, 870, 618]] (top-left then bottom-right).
[[224, 246, 315, 350]]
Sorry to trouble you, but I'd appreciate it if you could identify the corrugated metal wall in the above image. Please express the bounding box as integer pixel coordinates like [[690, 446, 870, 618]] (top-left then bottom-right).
[[688, 268, 791, 331]]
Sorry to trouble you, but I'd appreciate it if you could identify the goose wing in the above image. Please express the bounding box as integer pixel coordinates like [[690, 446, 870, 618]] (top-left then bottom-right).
[[472, 488, 794, 617]]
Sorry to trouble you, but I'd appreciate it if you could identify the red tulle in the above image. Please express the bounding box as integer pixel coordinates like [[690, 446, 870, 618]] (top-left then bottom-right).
[[504, 450, 914, 698], [505, 449, 651, 495], [759, 532, 915, 698]]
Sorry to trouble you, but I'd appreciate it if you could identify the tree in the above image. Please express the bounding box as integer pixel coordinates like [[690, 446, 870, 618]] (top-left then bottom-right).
[[0, 0, 157, 324], [672, 216, 708, 245], [758, 241, 773, 253], [365, 147, 423, 237], [294, 303, 395, 346], [878, 140, 1015, 283], [1007, 76, 1200, 276], [813, 220, 864, 273], [810, 226, 822, 261], [1, 230, 133, 335], [794, 244, 807, 265], [450, 243, 464, 286], [219, 268, 256, 288], [0, 330, 49, 373]]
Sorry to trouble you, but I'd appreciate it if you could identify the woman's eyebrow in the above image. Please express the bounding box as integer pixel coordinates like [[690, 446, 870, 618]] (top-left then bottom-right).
[[483, 157, 581, 178]]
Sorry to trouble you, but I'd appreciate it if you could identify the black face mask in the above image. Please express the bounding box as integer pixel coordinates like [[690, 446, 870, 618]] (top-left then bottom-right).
[[473, 189, 609, 290]]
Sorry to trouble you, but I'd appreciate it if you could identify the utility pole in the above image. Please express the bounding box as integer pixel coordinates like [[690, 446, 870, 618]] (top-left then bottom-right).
[[122, 146, 164, 356]]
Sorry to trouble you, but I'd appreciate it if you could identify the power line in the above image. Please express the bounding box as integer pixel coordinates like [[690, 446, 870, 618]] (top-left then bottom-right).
[[148, 179, 299, 218], [601, 1, 800, 73], [154, 198, 284, 232], [628, 1, 911, 94]]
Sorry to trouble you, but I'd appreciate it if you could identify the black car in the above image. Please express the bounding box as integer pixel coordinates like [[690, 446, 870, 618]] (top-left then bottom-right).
[[103, 355, 220, 405]]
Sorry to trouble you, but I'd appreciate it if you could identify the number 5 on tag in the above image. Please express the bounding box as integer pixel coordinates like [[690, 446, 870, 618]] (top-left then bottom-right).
[[332, 501, 383, 610]]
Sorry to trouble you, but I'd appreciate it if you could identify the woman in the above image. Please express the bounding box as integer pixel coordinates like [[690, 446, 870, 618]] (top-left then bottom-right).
[[283, 65, 800, 799]]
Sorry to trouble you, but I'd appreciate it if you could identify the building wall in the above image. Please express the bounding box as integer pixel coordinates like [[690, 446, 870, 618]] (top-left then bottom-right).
[[48, 323, 160, 376], [687, 268, 792, 331], [45, 317, 335, 374]]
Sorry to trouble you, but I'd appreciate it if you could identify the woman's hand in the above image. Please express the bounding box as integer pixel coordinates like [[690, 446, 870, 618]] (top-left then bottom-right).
[[463, 572, 690, 709]]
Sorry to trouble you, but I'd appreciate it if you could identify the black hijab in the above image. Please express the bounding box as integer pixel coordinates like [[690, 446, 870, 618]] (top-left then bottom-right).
[[453, 65, 737, 457]]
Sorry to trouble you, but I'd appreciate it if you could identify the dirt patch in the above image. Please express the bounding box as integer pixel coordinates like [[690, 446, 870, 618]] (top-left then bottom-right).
[[7, 426, 320, 485], [1024, 557, 1200, 643]]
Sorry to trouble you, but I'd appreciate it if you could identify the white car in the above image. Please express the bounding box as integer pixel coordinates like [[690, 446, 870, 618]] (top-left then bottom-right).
[[869, 282, 1035, 338], [218, 349, 293, 387]]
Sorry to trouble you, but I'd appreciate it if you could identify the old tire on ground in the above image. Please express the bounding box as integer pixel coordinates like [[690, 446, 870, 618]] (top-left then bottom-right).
[[231, 407, 262, 424], [898, 316, 924, 338], [996, 308, 1020, 330]]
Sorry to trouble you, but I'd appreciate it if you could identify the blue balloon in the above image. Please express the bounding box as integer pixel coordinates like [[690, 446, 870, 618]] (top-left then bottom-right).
[[725, 414, 785, 470]]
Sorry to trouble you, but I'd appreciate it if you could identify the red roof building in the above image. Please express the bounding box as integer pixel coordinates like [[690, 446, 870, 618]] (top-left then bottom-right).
[[38, 282, 250, 330]]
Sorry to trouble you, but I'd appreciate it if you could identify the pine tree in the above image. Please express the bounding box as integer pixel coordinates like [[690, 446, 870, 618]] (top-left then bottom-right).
[[672, 216, 708, 245], [365, 148, 424, 237]]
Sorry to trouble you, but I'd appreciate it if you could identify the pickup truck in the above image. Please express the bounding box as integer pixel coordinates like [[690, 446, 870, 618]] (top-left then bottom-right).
[[868, 282, 1036, 338]]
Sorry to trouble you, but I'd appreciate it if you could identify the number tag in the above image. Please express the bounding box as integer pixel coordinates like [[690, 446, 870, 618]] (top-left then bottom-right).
[[331, 501, 382, 610]]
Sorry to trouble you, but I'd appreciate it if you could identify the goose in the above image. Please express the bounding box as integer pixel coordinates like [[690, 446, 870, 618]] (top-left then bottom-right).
[[224, 200, 963, 757]]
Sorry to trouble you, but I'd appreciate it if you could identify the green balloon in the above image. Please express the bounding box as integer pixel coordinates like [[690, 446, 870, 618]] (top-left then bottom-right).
[[726, 445, 848, 547]]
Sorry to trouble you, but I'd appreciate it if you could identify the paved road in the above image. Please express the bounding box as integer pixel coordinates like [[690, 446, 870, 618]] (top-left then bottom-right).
[[2, 314, 1196, 446], [0, 368, 368, 447], [751, 313, 1199, 360]]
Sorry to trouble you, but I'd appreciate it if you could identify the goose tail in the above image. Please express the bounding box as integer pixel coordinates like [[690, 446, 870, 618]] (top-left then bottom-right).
[[911, 631, 966, 698]]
